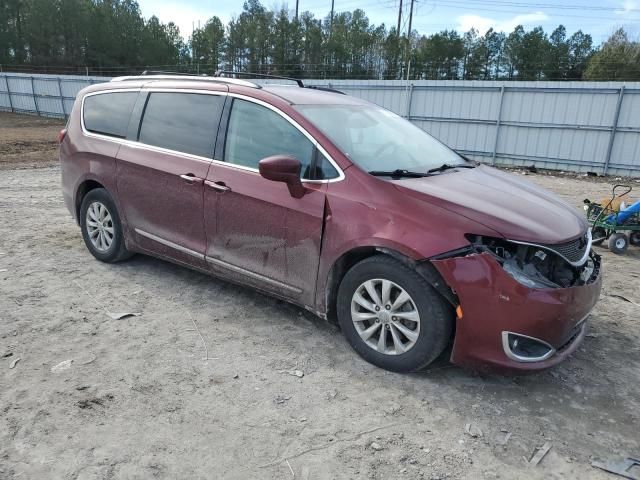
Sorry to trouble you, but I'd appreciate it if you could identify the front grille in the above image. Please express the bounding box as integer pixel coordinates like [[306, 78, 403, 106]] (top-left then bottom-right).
[[541, 232, 589, 263]]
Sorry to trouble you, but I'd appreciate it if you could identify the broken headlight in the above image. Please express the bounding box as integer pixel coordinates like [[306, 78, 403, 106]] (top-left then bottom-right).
[[466, 234, 597, 289]]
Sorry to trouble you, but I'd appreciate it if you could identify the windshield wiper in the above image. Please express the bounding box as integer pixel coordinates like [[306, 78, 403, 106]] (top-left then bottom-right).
[[426, 163, 476, 174], [368, 169, 430, 178]]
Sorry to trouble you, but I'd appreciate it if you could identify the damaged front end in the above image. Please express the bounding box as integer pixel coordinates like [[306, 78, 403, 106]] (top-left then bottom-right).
[[464, 231, 600, 290], [430, 230, 602, 372]]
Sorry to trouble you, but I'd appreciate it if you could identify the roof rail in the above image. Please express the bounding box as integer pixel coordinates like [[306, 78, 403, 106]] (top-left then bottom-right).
[[110, 71, 260, 88], [140, 70, 197, 76], [305, 85, 345, 95], [215, 70, 305, 88]]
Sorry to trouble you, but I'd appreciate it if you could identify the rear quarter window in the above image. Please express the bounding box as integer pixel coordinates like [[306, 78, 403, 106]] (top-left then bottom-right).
[[83, 92, 138, 138]]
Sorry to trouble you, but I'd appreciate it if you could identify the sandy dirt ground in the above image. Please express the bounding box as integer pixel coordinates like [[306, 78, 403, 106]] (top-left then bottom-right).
[[0, 113, 64, 170], [1, 112, 639, 479]]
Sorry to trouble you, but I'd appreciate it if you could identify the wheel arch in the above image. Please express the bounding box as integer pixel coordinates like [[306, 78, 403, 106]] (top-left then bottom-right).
[[323, 246, 457, 324], [75, 179, 106, 223]]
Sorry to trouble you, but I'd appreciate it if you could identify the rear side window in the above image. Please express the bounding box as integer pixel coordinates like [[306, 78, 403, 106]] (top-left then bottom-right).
[[83, 92, 137, 138], [138, 92, 224, 158]]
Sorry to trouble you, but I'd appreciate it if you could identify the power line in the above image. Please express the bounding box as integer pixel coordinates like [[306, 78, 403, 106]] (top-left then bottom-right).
[[430, 0, 640, 13], [427, 0, 640, 22]]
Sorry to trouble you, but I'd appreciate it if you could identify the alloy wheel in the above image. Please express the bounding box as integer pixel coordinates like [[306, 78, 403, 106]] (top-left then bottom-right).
[[85, 201, 114, 252], [350, 278, 421, 355]]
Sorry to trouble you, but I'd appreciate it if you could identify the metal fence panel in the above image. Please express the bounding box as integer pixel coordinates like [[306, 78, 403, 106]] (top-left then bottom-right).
[[1, 73, 639, 176], [611, 131, 640, 171], [619, 91, 640, 129]]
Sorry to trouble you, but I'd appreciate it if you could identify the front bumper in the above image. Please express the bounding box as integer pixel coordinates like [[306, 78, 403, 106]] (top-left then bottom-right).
[[432, 252, 602, 373]]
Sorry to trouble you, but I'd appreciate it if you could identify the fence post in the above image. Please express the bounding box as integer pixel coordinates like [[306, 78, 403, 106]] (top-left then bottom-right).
[[491, 85, 505, 165], [4, 75, 13, 113], [405, 83, 414, 119], [57, 77, 66, 118], [30, 76, 40, 116], [603, 85, 625, 176]]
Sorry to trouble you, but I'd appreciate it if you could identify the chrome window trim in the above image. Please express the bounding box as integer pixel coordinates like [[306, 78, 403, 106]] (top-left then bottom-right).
[[508, 229, 592, 267], [80, 88, 346, 184], [501, 331, 556, 363], [81, 89, 226, 163], [135, 228, 205, 260], [80, 88, 142, 144], [227, 93, 345, 183], [209, 158, 261, 175], [119, 139, 215, 165]]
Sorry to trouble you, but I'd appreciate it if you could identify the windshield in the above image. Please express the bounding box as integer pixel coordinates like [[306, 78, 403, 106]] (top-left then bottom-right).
[[294, 104, 467, 173]]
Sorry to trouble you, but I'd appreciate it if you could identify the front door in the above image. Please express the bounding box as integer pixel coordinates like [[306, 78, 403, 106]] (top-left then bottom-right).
[[116, 90, 226, 267], [204, 98, 336, 306]]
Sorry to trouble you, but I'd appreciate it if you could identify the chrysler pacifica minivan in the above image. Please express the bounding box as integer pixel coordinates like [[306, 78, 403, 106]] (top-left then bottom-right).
[[60, 73, 602, 373]]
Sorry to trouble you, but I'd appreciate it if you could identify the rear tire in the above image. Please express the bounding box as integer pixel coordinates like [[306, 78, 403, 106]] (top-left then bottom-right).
[[608, 232, 629, 255], [79, 188, 132, 263], [336, 255, 453, 373], [630, 231, 640, 247]]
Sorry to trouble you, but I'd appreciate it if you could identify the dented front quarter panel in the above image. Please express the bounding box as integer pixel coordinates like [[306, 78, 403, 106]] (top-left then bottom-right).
[[315, 167, 502, 314], [432, 252, 603, 373]]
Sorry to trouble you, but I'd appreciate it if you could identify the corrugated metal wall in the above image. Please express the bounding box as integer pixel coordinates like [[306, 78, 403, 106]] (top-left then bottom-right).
[[1, 73, 639, 176]]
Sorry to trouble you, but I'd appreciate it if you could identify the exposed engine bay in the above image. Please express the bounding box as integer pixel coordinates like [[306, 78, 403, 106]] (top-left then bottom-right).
[[465, 234, 600, 289]]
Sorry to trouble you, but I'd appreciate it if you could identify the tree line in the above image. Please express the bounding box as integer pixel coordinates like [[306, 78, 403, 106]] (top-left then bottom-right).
[[2, 0, 639, 80]]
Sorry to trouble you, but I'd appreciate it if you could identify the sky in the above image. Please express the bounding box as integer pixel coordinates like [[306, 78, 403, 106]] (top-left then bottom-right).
[[137, 0, 640, 44]]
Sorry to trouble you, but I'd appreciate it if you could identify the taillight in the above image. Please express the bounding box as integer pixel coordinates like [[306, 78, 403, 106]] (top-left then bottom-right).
[[58, 128, 67, 144]]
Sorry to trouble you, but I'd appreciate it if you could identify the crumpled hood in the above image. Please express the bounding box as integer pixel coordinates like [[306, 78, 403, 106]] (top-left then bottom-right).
[[393, 165, 587, 244]]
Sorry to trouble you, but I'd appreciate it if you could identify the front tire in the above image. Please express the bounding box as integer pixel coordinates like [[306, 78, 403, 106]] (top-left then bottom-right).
[[336, 255, 453, 373], [79, 188, 131, 263]]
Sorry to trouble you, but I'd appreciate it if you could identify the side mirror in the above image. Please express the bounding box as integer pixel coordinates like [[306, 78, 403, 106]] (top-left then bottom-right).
[[258, 155, 305, 198]]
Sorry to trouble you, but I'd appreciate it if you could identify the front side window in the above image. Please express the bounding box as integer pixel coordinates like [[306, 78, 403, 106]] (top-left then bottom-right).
[[138, 92, 224, 158], [294, 104, 467, 173], [224, 99, 337, 180], [83, 92, 137, 138]]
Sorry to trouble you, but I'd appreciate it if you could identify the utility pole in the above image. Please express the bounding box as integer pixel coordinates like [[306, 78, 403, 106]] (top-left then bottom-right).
[[407, 0, 414, 38], [396, 0, 403, 36], [295, 0, 299, 19], [406, 0, 415, 80], [330, 0, 335, 34], [192, 21, 195, 68]]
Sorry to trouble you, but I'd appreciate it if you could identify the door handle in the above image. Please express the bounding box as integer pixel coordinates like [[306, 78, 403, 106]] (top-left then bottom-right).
[[205, 180, 231, 192], [179, 174, 204, 184]]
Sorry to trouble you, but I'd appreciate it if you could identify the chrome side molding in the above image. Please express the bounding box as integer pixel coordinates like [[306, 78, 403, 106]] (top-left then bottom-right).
[[134, 228, 205, 260], [134, 228, 302, 295], [206, 256, 302, 295]]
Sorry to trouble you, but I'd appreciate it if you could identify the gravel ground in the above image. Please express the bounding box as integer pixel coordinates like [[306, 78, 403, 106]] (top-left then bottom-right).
[[1, 112, 639, 479]]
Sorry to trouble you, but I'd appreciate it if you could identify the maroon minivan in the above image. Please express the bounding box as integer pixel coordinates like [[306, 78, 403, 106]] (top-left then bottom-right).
[[60, 73, 602, 373]]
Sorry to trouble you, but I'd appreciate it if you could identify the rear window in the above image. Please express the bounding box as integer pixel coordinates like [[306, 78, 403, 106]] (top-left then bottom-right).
[[138, 92, 224, 158], [83, 92, 137, 138]]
